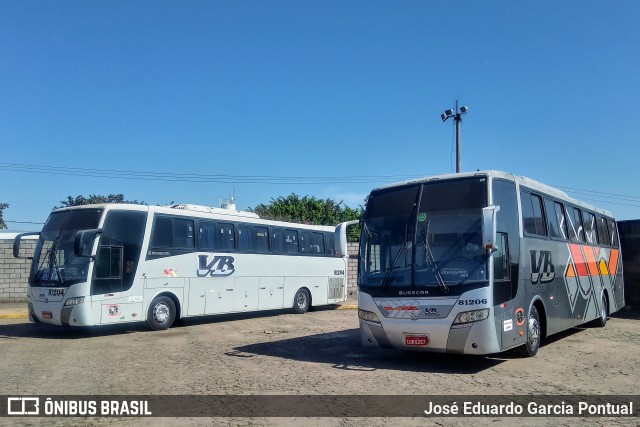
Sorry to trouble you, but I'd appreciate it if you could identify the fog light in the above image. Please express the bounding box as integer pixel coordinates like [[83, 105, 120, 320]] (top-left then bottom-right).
[[358, 309, 381, 323]]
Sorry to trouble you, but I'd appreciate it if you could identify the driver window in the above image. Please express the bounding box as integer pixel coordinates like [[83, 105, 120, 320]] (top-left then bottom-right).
[[493, 233, 510, 281]]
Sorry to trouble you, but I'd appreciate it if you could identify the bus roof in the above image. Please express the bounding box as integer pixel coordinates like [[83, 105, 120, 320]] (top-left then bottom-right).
[[51, 203, 337, 231], [369, 170, 614, 218]]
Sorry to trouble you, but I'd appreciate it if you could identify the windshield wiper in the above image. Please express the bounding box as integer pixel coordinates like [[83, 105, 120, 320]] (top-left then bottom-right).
[[48, 240, 65, 285], [382, 241, 407, 288], [35, 245, 53, 281], [424, 221, 448, 293]]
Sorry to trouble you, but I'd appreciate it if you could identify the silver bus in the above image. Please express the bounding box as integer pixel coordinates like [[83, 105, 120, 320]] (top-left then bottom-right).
[[357, 171, 624, 356]]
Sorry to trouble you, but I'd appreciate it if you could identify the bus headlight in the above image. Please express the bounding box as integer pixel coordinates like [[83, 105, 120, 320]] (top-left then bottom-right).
[[453, 308, 489, 325], [358, 309, 381, 323], [64, 297, 85, 306]]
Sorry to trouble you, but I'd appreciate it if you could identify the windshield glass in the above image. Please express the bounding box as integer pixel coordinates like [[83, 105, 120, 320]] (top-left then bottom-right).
[[360, 178, 487, 292], [31, 209, 103, 287]]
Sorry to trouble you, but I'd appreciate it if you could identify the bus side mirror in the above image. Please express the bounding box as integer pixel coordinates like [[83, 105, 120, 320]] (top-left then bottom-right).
[[482, 206, 500, 253], [335, 220, 359, 257], [13, 232, 39, 259], [74, 229, 102, 257]]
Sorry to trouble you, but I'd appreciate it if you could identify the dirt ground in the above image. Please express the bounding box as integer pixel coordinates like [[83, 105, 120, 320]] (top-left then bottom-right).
[[0, 306, 638, 426]]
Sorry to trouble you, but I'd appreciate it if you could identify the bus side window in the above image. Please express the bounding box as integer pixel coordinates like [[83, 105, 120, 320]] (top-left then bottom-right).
[[608, 219, 620, 248], [272, 229, 285, 253], [300, 231, 309, 253], [151, 217, 173, 247], [521, 191, 546, 237], [173, 218, 194, 249], [198, 221, 216, 250], [596, 216, 610, 247], [493, 232, 512, 305], [325, 233, 335, 256], [215, 222, 235, 251], [93, 211, 147, 295], [300, 231, 325, 255], [493, 233, 510, 280], [253, 226, 269, 253], [152, 216, 194, 249], [309, 232, 325, 255], [544, 199, 568, 240], [284, 229, 299, 254], [237, 224, 253, 252], [583, 212, 598, 245], [566, 207, 585, 243]]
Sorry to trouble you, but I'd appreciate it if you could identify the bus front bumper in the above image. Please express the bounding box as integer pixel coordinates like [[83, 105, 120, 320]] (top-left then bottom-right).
[[359, 316, 501, 355], [30, 300, 95, 327]]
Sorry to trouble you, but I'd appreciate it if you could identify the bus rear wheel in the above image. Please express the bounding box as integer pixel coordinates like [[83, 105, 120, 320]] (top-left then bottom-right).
[[517, 305, 541, 357], [146, 296, 176, 330], [293, 288, 310, 314], [594, 293, 608, 328]]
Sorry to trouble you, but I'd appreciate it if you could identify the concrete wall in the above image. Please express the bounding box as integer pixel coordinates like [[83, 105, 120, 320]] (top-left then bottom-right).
[[0, 236, 35, 303]]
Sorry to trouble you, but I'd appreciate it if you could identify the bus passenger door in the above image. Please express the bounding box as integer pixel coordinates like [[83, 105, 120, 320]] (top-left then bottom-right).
[[494, 233, 526, 350], [259, 277, 284, 310]]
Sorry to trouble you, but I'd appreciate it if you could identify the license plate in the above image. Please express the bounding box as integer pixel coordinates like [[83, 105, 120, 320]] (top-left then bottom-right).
[[41, 311, 52, 319], [405, 335, 428, 346]]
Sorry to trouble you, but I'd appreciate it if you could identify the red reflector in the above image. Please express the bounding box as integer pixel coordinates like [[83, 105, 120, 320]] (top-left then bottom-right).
[[42, 311, 52, 319], [405, 335, 428, 346]]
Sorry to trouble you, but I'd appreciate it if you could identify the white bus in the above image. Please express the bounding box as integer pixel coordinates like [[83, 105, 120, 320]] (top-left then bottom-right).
[[357, 171, 624, 356], [14, 203, 351, 330]]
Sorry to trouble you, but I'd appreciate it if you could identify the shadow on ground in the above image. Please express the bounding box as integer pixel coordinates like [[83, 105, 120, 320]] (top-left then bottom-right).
[[233, 328, 508, 374], [0, 305, 341, 339]]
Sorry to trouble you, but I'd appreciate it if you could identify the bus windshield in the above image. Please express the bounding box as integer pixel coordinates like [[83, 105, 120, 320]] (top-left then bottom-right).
[[31, 209, 103, 287], [360, 178, 488, 291]]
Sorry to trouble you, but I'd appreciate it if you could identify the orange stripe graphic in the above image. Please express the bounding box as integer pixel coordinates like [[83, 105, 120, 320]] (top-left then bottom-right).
[[583, 246, 600, 277], [570, 244, 588, 277], [566, 263, 576, 278], [598, 260, 610, 275], [609, 249, 620, 276]]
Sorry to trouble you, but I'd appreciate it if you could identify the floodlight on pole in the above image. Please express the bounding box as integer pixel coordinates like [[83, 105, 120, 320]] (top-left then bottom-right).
[[441, 100, 468, 173]]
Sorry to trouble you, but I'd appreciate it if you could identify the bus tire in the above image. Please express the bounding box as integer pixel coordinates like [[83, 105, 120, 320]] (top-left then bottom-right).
[[517, 305, 541, 357], [292, 288, 311, 314], [146, 296, 176, 330], [594, 293, 608, 328]]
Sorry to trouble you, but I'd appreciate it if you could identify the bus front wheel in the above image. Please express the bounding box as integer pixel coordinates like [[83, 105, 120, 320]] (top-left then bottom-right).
[[146, 296, 176, 330], [518, 305, 541, 357], [293, 288, 311, 314]]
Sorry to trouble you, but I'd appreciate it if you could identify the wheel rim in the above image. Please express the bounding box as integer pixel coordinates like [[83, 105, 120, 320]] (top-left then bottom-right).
[[153, 302, 170, 324], [528, 315, 540, 349], [296, 292, 307, 309], [601, 296, 607, 320]]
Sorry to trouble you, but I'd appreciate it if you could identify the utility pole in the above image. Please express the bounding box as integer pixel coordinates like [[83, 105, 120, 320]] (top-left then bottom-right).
[[441, 100, 469, 173]]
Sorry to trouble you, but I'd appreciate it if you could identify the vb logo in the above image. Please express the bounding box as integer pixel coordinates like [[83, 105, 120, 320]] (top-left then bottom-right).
[[530, 250, 555, 284], [197, 255, 236, 277]]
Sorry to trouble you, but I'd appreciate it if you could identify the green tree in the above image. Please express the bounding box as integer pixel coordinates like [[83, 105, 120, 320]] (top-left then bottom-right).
[[249, 193, 362, 241], [0, 203, 8, 229], [55, 194, 143, 209]]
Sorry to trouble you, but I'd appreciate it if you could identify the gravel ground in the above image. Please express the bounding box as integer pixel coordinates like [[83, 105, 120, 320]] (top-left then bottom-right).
[[0, 307, 638, 426]]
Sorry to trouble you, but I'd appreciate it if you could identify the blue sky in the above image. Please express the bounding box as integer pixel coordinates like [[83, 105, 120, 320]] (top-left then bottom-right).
[[1, 1, 639, 231]]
